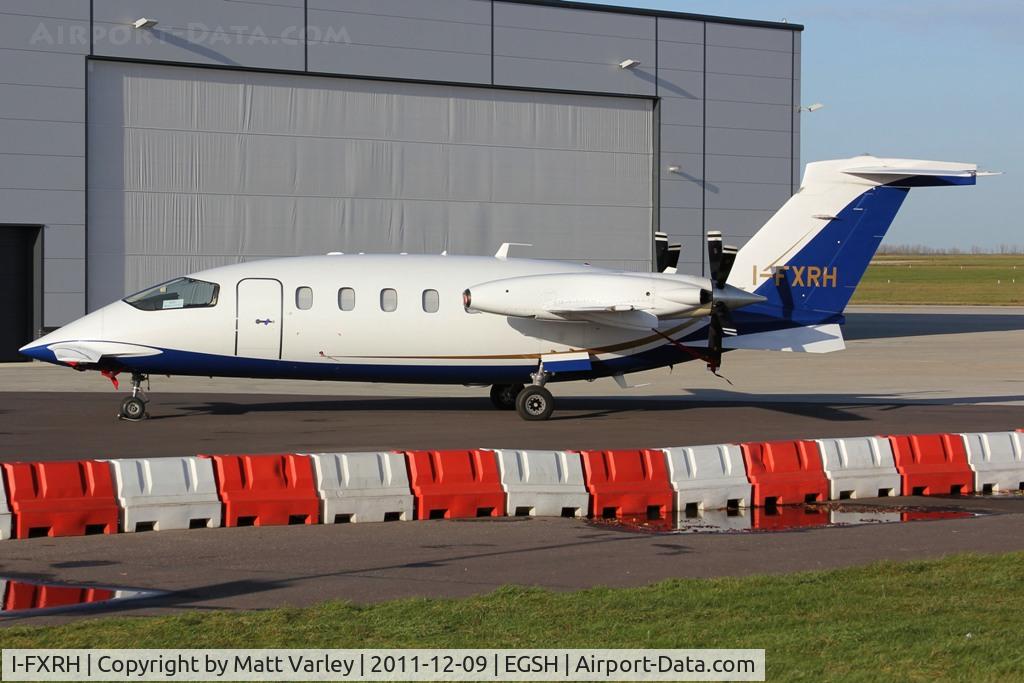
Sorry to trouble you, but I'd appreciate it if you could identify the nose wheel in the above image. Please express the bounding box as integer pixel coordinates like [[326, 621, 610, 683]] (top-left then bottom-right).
[[118, 372, 150, 421], [119, 396, 147, 421]]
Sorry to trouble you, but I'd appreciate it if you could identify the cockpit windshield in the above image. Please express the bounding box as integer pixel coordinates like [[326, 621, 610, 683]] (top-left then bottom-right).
[[123, 277, 220, 311]]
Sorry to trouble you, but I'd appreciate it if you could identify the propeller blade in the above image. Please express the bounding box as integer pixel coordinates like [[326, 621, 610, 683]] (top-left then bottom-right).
[[655, 232, 669, 272], [714, 300, 738, 337], [707, 307, 723, 370], [706, 231, 744, 370], [707, 231, 723, 282], [706, 300, 738, 372], [666, 243, 681, 271], [716, 244, 739, 289]]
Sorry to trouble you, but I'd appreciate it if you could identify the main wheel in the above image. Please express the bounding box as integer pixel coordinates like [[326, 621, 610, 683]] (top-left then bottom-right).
[[516, 386, 555, 421], [119, 396, 148, 421], [489, 383, 524, 410]]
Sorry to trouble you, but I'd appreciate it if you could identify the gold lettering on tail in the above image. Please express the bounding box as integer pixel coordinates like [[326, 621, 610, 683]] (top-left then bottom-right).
[[754, 266, 840, 287]]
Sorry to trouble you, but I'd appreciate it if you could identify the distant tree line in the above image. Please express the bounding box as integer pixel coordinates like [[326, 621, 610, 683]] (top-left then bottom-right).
[[877, 244, 1024, 255]]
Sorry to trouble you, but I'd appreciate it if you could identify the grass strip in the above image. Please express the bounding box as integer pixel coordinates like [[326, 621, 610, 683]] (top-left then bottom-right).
[[3, 552, 1024, 681], [852, 255, 1024, 305]]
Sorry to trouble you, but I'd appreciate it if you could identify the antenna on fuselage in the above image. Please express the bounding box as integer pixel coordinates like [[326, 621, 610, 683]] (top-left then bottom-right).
[[494, 243, 533, 260]]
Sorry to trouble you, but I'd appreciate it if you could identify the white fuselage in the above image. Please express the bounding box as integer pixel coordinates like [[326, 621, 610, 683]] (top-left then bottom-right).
[[25, 254, 712, 384]]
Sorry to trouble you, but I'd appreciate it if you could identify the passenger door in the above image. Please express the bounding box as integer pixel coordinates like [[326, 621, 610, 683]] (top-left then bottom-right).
[[235, 278, 282, 359]]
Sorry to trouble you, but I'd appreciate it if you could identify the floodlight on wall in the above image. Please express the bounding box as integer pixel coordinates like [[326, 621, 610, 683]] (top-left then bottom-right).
[[618, 59, 642, 70], [132, 17, 158, 29], [798, 102, 825, 113], [668, 165, 681, 173]]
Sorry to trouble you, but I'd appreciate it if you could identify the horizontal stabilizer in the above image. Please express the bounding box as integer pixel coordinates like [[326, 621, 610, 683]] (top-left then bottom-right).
[[723, 323, 845, 354], [843, 166, 978, 177]]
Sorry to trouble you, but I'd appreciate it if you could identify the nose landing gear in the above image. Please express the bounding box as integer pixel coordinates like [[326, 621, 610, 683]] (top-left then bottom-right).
[[118, 372, 150, 421]]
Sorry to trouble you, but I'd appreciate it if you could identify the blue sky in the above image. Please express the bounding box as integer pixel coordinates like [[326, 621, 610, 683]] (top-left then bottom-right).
[[593, 0, 1023, 250]]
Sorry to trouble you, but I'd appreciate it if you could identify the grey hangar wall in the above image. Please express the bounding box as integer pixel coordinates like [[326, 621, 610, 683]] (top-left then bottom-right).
[[0, 0, 802, 335]]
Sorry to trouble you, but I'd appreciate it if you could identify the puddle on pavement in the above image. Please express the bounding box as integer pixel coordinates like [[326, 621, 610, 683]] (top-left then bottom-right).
[[590, 502, 979, 535], [0, 578, 161, 616]]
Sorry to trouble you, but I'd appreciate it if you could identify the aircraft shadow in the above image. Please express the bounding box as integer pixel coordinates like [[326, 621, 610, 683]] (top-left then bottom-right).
[[150, 391, 1024, 424], [843, 311, 1024, 340]]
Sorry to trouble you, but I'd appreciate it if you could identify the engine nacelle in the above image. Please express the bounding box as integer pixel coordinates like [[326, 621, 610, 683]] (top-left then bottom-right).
[[464, 272, 710, 320]]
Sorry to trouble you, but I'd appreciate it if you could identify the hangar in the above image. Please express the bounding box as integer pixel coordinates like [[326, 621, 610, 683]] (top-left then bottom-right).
[[0, 0, 802, 360]]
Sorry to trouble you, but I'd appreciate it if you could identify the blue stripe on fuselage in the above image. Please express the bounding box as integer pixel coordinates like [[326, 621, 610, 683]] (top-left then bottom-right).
[[26, 339, 710, 385]]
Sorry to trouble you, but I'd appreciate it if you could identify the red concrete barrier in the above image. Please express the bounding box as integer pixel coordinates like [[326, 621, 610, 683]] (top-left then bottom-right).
[[4, 581, 115, 612], [1, 460, 119, 539], [203, 454, 319, 527], [403, 450, 505, 520], [752, 505, 829, 531], [886, 434, 975, 496], [579, 449, 674, 519], [740, 440, 829, 507]]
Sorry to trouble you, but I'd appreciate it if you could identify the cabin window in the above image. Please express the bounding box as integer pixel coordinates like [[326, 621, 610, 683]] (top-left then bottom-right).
[[338, 287, 356, 311], [422, 289, 440, 313], [380, 288, 398, 312], [295, 286, 313, 310], [123, 277, 219, 311]]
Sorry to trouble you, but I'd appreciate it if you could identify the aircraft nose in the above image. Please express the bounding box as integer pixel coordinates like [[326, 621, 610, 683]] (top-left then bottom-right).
[[18, 341, 56, 362], [17, 306, 108, 364]]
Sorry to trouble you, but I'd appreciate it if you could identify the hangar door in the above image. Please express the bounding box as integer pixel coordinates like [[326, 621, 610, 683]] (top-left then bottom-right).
[[87, 61, 653, 308]]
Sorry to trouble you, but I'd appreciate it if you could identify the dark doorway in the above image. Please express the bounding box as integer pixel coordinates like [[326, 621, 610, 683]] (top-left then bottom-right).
[[0, 225, 42, 362]]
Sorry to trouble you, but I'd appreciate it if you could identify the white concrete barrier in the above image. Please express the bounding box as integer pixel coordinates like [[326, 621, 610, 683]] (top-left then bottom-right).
[[961, 431, 1024, 493], [663, 444, 750, 512], [816, 436, 901, 499], [309, 452, 414, 523], [494, 450, 589, 517], [0, 473, 11, 540], [109, 457, 222, 532], [110, 456, 222, 532]]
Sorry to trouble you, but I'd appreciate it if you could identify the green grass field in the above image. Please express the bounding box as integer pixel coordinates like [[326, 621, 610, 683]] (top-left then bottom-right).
[[3, 552, 1024, 682], [852, 254, 1024, 305]]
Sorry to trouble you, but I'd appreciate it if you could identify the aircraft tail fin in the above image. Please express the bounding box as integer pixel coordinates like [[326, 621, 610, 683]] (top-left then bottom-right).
[[726, 155, 981, 330]]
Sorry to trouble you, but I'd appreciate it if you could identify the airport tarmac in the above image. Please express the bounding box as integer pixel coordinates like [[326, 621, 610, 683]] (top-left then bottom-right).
[[0, 305, 1021, 623], [1, 306, 1023, 406]]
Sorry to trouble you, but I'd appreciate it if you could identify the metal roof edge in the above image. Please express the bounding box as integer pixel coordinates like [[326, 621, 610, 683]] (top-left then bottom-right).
[[498, 0, 804, 31]]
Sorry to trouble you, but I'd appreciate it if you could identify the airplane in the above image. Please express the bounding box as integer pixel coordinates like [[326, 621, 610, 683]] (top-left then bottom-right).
[[19, 155, 992, 421]]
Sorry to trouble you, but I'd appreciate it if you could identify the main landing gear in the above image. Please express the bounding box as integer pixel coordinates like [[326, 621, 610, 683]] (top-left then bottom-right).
[[516, 385, 554, 421], [118, 372, 150, 421], [491, 367, 555, 421], [489, 383, 524, 411]]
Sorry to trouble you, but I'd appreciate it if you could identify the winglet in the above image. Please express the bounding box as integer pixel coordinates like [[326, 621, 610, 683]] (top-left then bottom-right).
[[495, 243, 533, 260]]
